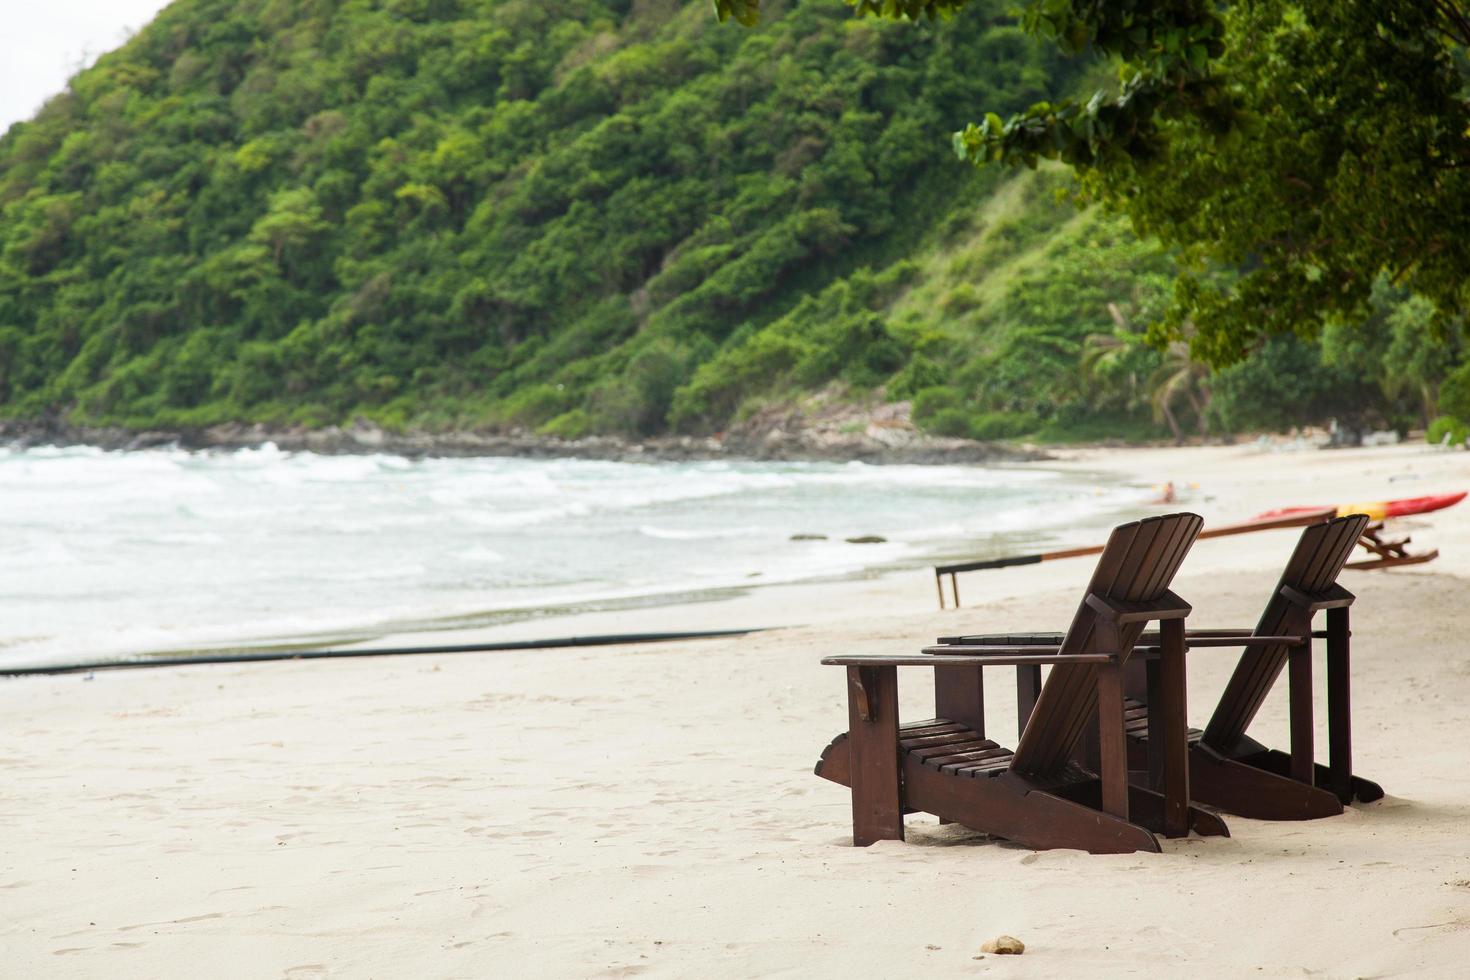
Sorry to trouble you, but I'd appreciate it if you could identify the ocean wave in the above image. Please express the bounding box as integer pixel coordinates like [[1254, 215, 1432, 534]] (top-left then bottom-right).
[[338, 562, 429, 582], [636, 524, 762, 541], [0, 445, 1146, 668], [455, 502, 593, 528], [454, 546, 506, 564]]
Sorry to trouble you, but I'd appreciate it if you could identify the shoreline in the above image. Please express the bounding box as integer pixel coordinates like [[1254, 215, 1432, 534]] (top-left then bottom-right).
[[0, 462, 1145, 672], [358, 439, 1469, 654], [7, 438, 1455, 672], [0, 417, 1045, 465], [1, 439, 1131, 671]]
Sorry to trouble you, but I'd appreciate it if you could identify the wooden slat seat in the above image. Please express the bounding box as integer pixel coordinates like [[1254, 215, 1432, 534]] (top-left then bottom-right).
[[897, 718, 1016, 775], [1122, 697, 1204, 742], [1125, 724, 1205, 745]]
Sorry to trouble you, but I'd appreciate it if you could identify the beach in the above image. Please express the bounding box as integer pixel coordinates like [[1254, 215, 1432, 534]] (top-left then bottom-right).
[[5, 441, 1470, 977]]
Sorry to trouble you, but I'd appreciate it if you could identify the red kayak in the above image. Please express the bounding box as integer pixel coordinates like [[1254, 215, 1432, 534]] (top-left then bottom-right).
[[1255, 492, 1466, 523]]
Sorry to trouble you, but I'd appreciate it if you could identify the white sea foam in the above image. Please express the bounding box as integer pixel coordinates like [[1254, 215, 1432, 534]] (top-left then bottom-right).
[[453, 546, 506, 564], [0, 445, 1149, 668], [636, 524, 761, 541]]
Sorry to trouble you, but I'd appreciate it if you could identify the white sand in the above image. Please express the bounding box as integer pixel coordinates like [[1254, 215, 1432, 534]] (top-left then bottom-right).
[[5, 442, 1470, 977]]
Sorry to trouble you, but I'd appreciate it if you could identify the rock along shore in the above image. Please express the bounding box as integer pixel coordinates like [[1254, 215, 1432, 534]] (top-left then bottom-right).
[[0, 416, 1044, 466]]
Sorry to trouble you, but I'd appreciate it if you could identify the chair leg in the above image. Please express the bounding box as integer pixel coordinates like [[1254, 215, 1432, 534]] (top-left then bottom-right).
[[935, 663, 985, 737], [1326, 607, 1353, 803], [1016, 664, 1041, 739], [1097, 659, 1129, 822], [846, 666, 903, 846], [1124, 783, 1230, 838], [1145, 658, 1166, 790], [1288, 640, 1315, 785], [1159, 619, 1190, 838]]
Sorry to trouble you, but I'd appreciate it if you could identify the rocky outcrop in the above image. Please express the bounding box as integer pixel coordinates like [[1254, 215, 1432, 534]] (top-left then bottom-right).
[[714, 389, 1043, 463], [0, 398, 1044, 465]]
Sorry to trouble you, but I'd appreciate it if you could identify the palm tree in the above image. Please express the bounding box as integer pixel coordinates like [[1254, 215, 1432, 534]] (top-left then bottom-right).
[[1146, 341, 1210, 442], [1083, 303, 1210, 443]]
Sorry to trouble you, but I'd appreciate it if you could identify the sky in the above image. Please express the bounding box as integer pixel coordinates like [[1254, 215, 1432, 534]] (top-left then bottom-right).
[[2, 0, 174, 134]]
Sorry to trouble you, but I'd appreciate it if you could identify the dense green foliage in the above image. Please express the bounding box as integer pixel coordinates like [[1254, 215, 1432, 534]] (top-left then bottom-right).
[[1062, 0, 1470, 366], [748, 1, 1470, 367], [1, 0, 1465, 444], [1, 0, 1092, 435]]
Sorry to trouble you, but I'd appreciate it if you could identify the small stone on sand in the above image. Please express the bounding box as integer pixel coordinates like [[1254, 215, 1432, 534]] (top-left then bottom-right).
[[980, 935, 1025, 955], [844, 534, 887, 544]]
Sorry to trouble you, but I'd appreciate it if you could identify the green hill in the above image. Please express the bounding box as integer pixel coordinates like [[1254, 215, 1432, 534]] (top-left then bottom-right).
[[0, 0, 1434, 444]]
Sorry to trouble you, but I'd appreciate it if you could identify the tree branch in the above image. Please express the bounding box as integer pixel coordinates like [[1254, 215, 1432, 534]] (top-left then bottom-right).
[[1431, 0, 1470, 48]]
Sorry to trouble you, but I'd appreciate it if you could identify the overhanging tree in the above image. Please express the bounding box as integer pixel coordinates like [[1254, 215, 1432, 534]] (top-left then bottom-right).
[[717, 1, 1470, 367]]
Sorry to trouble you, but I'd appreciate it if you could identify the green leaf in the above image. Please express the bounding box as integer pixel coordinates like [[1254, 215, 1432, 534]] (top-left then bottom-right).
[[712, 0, 760, 26]]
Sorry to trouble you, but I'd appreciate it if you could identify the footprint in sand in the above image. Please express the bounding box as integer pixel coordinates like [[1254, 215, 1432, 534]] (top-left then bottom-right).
[[1392, 916, 1470, 942], [119, 912, 224, 932]]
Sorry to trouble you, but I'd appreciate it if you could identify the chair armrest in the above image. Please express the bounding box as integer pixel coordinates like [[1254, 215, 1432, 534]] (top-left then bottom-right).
[[1134, 635, 1308, 658], [1139, 627, 1256, 642], [1280, 582, 1355, 611], [948, 627, 1254, 644], [941, 626, 1253, 650], [1086, 589, 1191, 623], [1185, 634, 1309, 648], [824, 649, 1111, 667], [922, 643, 1111, 661], [935, 631, 1065, 646]]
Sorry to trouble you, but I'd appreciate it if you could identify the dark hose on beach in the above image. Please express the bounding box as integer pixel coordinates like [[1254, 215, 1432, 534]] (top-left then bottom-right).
[[0, 628, 767, 678]]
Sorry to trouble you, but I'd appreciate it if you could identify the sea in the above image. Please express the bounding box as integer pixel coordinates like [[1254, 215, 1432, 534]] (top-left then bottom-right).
[[0, 444, 1151, 670]]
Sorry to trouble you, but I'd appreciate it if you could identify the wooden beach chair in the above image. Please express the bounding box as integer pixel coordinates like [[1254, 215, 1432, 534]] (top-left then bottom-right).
[[815, 513, 1229, 854], [1174, 513, 1384, 816], [938, 514, 1383, 820]]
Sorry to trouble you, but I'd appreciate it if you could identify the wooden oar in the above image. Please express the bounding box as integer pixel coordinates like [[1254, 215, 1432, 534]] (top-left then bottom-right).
[[934, 508, 1336, 609]]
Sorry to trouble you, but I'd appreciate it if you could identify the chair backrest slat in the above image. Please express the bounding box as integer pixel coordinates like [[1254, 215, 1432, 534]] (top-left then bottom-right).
[[1010, 512, 1203, 776], [1200, 514, 1369, 751], [1039, 515, 1190, 762]]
